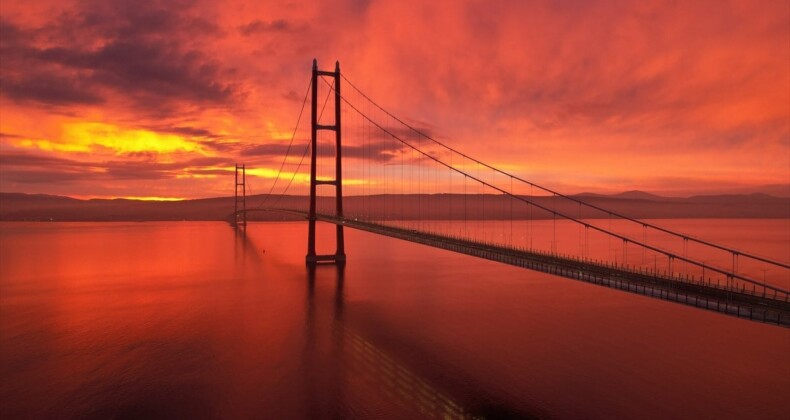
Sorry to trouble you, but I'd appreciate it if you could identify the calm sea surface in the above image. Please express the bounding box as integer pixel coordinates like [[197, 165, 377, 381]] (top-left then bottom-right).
[[1, 220, 788, 419]]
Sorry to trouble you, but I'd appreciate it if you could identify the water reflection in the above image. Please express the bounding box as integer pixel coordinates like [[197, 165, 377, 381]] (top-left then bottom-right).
[[302, 263, 535, 419], [303, 264, 343, 418], [233, 227, 264, 268], [1, 222, 787, 419]]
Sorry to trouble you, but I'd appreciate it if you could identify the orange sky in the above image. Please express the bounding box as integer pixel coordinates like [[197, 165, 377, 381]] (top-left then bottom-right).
[[1, 0, 788, 199]]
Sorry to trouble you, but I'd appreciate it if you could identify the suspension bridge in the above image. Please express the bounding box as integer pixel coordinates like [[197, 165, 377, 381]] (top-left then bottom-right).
[[230, 60, 790, 327]]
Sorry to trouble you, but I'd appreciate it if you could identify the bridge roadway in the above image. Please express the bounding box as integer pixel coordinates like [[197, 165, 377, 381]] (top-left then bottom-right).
[[239, 210, 790, 327]]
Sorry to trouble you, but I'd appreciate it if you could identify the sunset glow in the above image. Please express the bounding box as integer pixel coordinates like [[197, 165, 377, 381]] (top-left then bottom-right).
[[1, 0, 788, 199], [115, 196, 185, 201], [2, 3, 789, 418]]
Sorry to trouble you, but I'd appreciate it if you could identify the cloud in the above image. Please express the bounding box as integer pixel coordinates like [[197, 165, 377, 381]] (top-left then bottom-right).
[[0, 0, 787, 198], [0, 4, 240, 113], [87, 40, 237, 105], [148, 126, 223, 138], [282, 90, 304, 102], [6, 122, 211, 155], [0, 151, 233, 183], [241, 143, 302, 157], [238, 19, 293, 36], [0, 72, 105, 106], [241, 139, 407, 162]]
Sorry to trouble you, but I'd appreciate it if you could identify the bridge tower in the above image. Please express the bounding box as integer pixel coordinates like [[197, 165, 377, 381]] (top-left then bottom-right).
[[306, 59, 345, 265], [234, 163, 247, 228]]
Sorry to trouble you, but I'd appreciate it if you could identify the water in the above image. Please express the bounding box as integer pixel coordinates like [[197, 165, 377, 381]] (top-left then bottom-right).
[[1, 221, 788, 419]]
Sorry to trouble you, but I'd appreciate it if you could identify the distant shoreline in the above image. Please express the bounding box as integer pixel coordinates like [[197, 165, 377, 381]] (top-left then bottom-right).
[[2, 191, 788, 222]]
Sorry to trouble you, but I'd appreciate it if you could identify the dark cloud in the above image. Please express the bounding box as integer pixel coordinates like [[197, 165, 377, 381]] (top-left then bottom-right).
[[74, 0, 223, 40], [149, 126, 223, 138], [282, 90, 304, 102], [0, 152, 100, 183], [1, 72, 105, 105], [0, 4, 240, 112], [0, 18, 28, 44], [331, 0, 373, 17], [179, 156, 230, 167], [0, 151, 233, 183], [0, 151, 79, 167], [183, 168, 232, 176], [367, 125, 437, 143], [199, 140, 241, 153], [240, 140, 405, 162], [343, 141, 405, 162], [87, 40, 236, 105], [241, 143, 300, 157], [1, 169, 97, 184], [238, 19, 293, 36], [101, 156, 232, 180]]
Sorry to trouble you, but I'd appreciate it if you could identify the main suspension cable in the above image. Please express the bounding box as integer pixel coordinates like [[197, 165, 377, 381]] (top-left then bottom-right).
[[251, 78, 311, 210], [339, 73, 789, 270]]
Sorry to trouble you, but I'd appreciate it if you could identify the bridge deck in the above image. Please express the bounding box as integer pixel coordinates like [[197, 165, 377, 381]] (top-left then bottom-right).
[[304, 214, 790, 328]]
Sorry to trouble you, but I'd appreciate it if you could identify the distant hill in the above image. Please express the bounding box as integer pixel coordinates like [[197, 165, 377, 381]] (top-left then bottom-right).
[[576, 190, 665, 201], [0, 191, 788, 221]]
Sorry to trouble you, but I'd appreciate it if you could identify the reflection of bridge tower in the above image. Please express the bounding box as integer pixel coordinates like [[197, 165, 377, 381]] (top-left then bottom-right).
[[234, 163, 247, 228], [306, 59, 345, 265]]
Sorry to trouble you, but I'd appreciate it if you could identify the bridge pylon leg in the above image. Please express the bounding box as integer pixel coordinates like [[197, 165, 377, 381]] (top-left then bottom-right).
[[234, 163, 247, 229], [306, 59, 345, 265]]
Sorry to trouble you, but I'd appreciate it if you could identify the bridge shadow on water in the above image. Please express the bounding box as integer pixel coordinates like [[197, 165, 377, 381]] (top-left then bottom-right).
[[302, 263, 541, 419], [233, 227, 266, 268]]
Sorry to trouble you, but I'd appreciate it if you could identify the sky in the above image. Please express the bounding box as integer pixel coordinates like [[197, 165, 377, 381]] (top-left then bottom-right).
[[0, 0, 788, 200]]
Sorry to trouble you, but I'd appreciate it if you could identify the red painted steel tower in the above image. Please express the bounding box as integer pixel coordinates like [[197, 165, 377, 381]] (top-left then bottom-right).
[[234, 163, 247, 228], [306, 59, 345, 265]]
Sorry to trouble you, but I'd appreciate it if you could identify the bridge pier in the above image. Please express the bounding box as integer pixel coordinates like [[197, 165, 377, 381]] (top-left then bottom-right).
[[306, 59, 346, 265]]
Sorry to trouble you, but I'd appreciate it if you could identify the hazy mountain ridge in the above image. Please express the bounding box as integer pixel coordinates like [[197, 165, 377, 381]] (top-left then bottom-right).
[[576, 190, 666, 201], [0, 191, 788, 221]]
